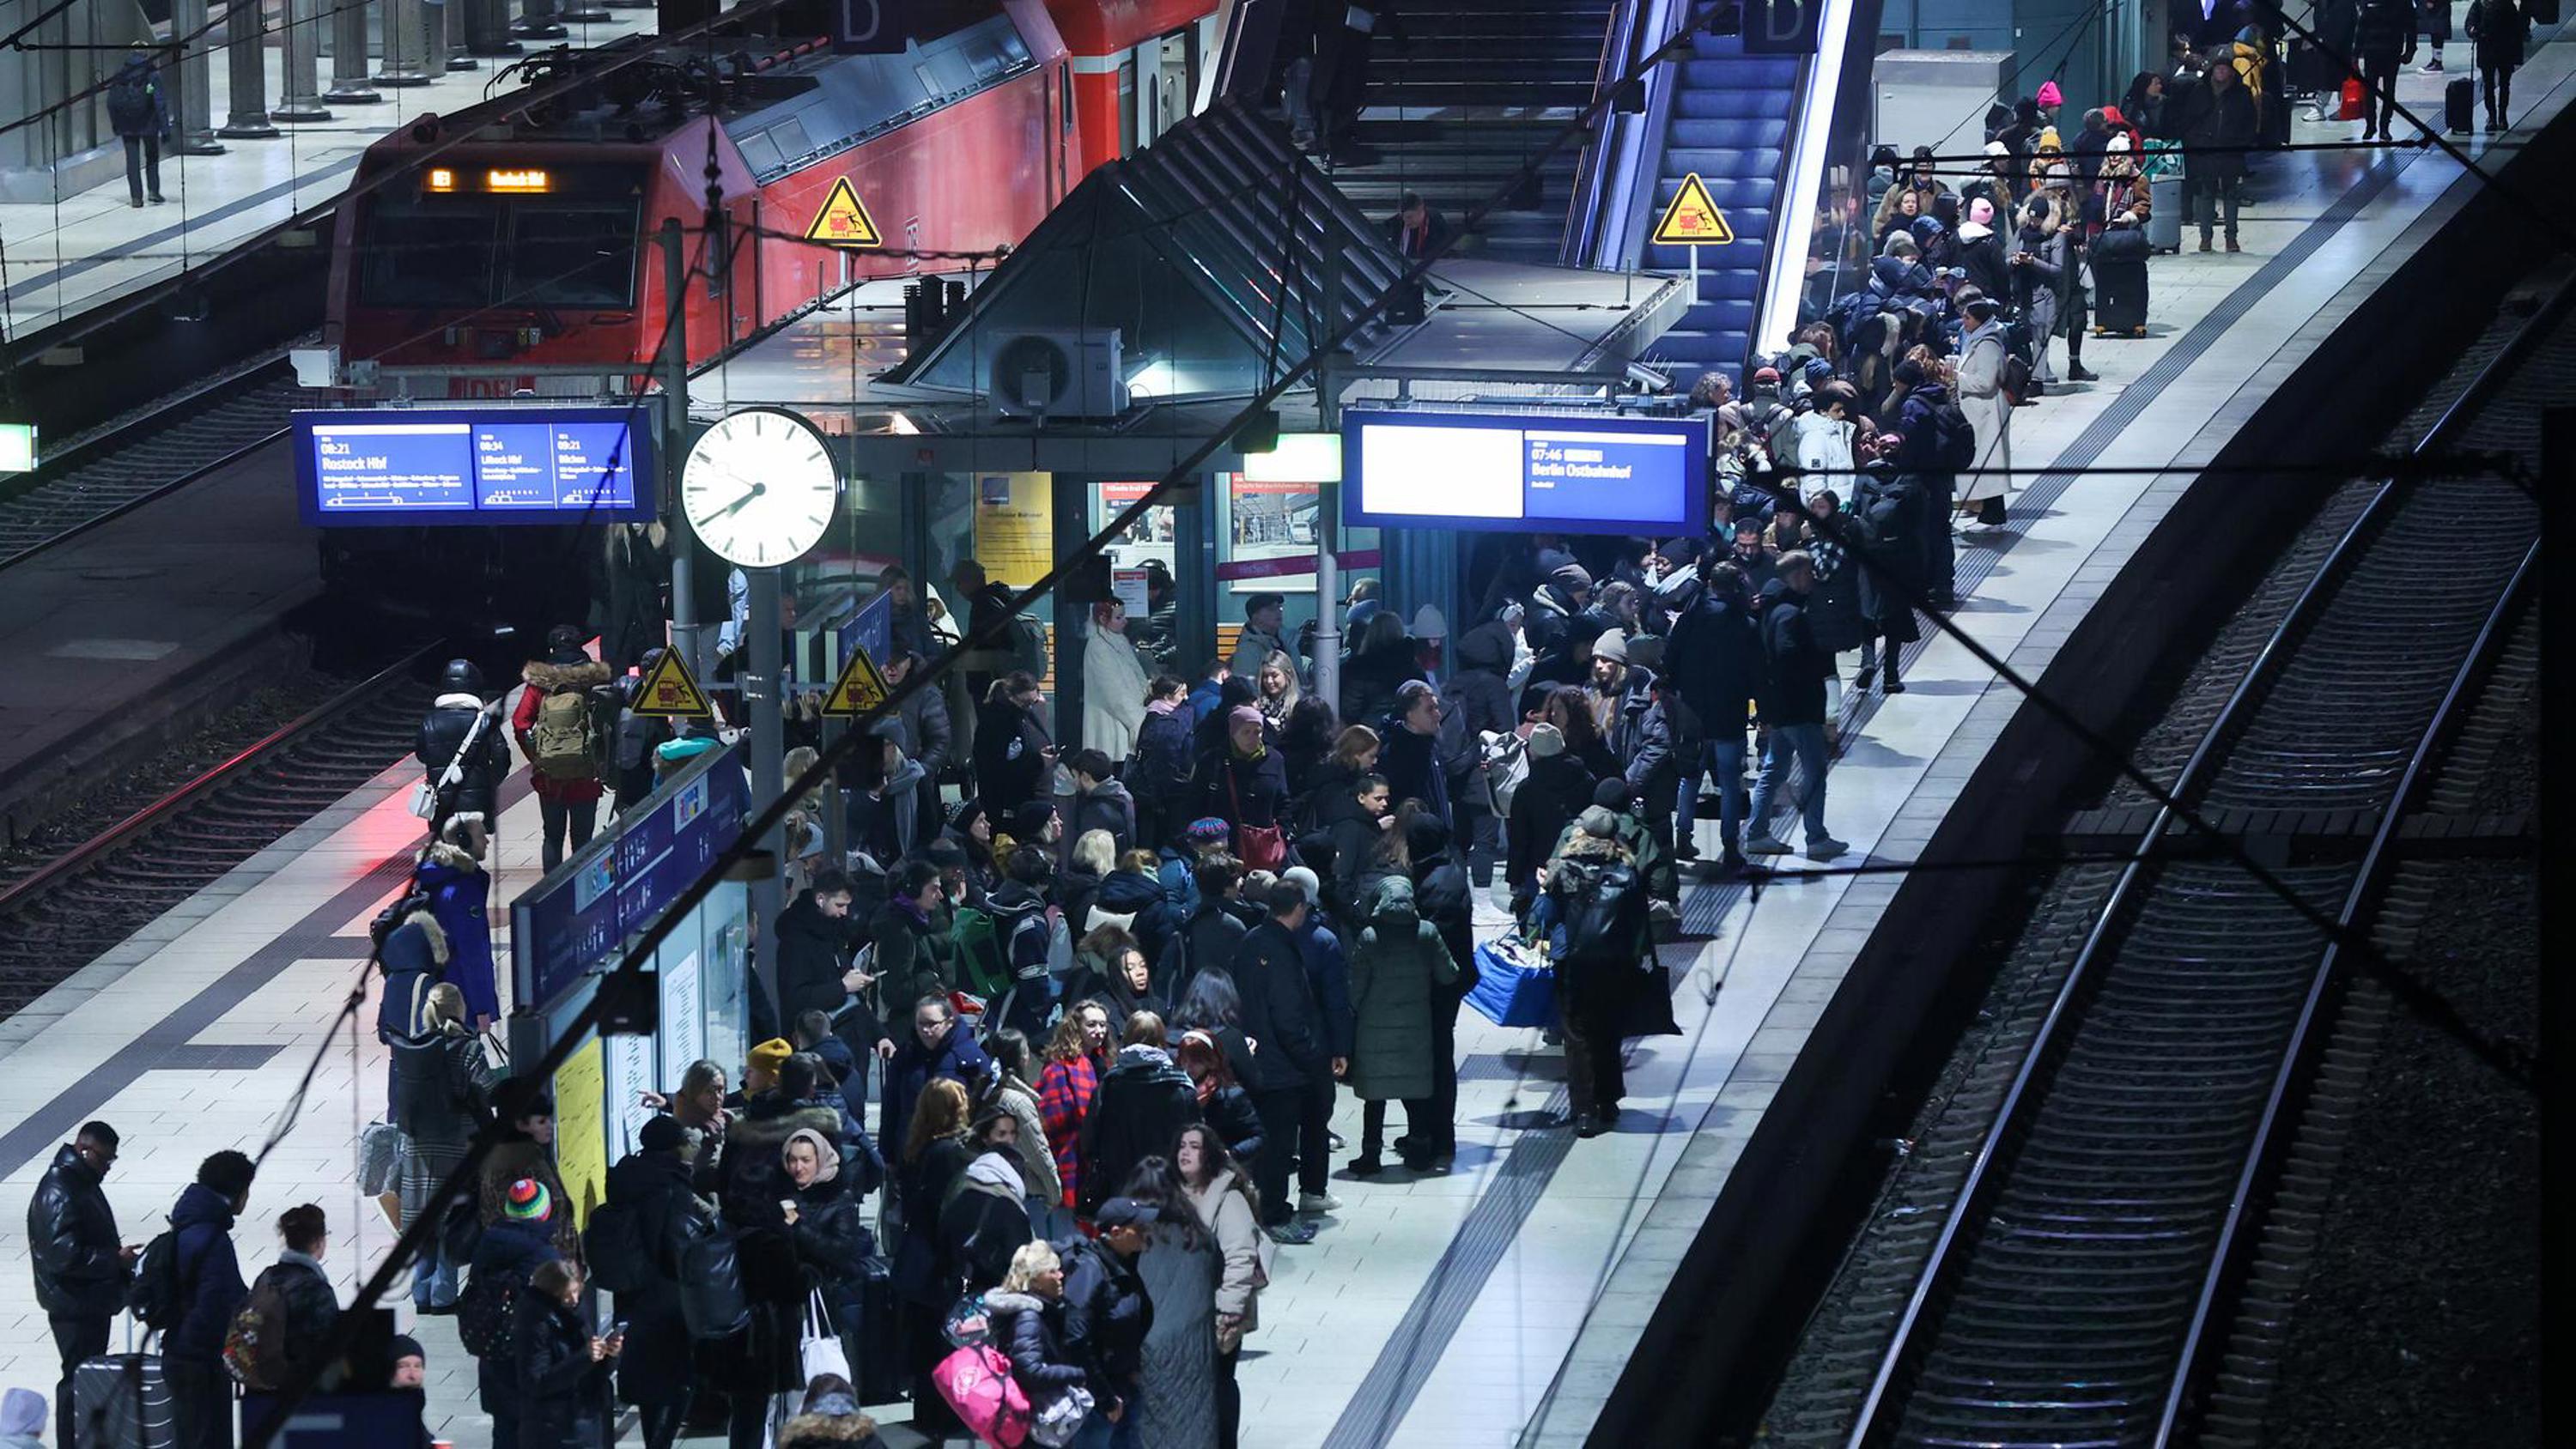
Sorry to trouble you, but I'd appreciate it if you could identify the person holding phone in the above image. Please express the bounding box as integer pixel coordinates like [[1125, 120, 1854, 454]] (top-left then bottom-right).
[[513, 1259, 621, 1449]]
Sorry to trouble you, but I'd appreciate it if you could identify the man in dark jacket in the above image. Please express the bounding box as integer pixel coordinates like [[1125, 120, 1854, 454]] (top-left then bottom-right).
[[882, 648, 954, 827], [1504, 724, 1598, 912], [1058, 1200, 1157, 1432], [2350, 0, 2417, 138], [868, 861, 955, 1025], [773, 871, 866, 1029], [603, 1119, 710, 1449], [1230, 882, 1332, 1236], [1893, 364, 1972, 607], [1066, 749, 1138, 857], [972, 672, 1054, 821], [1746, 555, 1848, 860], [29, 1122, 132, 1449], [167, 1150, 257, 1449], [105, 46, 170, 207], [1376, 681, 1453, 829], [1665, 561, 1765, 872], [1403, 822, 1475, 1167], [1180, 855, 1251, 1000], [416, 659, 511, 859]]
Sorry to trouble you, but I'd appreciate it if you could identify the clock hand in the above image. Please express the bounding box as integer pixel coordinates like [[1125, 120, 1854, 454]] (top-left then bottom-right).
[[715, 482, 767, 518]]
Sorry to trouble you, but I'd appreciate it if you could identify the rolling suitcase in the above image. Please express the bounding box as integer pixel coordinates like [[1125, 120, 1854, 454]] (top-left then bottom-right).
[[73, 1350, 175, 1449], [2148, 174, 2185, 253], [854, 1254, 905, 1407], [2445, 76, 2476, 132]]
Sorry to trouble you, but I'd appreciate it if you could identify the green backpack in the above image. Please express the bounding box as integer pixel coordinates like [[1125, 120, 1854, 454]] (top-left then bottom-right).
[[948, 907, 1012, 998]]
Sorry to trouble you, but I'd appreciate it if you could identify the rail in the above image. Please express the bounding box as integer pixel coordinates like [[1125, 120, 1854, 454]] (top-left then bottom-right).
[[1843, 270, 2573, 1447], [0, 642, 444, 922]]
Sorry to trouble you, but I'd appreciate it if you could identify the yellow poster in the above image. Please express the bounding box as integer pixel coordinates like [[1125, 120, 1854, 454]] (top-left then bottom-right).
[[974, 472, 1054, 590], [553, 1035, 608, 1231]]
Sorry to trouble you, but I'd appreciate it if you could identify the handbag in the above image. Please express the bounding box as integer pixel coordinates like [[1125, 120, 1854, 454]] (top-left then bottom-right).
[[1030, 1383, 1096, 1447], [356, 1119, 405, 1197], [1466, 937, 1557, 1028], [2339, 73, 2366, 121], [410, 706, 494, 820], [676, 1222, 750, 1340], [799, 1288, 850, 1383], [943, 1289, 994, 1348], [1226, 766, 1287, 873]]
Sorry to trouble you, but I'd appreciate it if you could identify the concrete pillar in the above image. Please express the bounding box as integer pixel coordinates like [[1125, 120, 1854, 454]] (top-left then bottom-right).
[[376, 0, 438, 85], [275, 0, 332, 118], [216, 0, 278, 136], [512, 0, 568, 41], [463, 0, 522, 57], [423, 0, 473, 70], [562, 0, 611, 22], [325, 0, 383, 103], [168, 0, 225, 153]]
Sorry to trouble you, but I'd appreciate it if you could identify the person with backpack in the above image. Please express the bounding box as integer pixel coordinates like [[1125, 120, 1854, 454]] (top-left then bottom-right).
[[512, 627, 616, 872], [1892, 357, 1977, 609], [1078, 1016, 1201, 1218], [391, 983, 493, 1314], [104, 45, 170, 208], [164, 1150, 256, 1449], [1057, 1197, 1158, 1445], [228, 1205, 338, 1395], [416, 660, 512, 860], [1534, 811, 1656, 1137], [468, 1179, 565, 1449], [593, 1118, 708, 1449], [29, 1120, 132, 1449], [983, 846, 1067, 1040], [1745, 551, 1849, 862], [1503, 724, 1597, 913], [1848, 452, 1929, 695], [513, 1259, 622, 1449]]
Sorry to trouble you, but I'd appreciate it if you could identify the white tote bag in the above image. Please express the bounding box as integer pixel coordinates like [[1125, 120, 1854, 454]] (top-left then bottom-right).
[[799, 1287, 850, 1384]]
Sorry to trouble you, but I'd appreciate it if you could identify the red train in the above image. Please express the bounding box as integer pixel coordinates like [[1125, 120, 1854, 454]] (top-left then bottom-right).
[[325, 0, 1218, 397]]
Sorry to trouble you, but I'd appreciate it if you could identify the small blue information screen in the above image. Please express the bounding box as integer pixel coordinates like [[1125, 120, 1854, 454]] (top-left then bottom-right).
[[1341, 409, 1709, 538], [295, 407, 656, 527]]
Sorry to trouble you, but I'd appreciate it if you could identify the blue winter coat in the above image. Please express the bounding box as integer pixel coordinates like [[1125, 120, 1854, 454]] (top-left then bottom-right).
[[416, 847, 498, 1024], [164, 1184, 249, 1366], [882, 1027, 993, 1161]]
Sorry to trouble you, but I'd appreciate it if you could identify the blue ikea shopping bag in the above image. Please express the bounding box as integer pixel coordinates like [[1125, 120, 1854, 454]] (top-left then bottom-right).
[[1467, 937, 1556, 1028]]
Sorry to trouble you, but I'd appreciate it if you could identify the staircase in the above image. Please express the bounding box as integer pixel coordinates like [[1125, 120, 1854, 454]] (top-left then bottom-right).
[[1636, 27, 1801, 390], [1320, 0, 1616, 265]]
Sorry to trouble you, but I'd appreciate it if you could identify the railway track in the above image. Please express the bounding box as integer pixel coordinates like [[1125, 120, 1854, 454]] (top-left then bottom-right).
[[0, 646, 440, 1015], [0, 358, 301, 570], [1751, 268, 2559, 1448]]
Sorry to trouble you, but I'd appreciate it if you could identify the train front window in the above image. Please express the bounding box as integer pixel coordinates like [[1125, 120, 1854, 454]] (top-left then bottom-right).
[[505, 204, 640, 307], [357, 198, 501, 308]]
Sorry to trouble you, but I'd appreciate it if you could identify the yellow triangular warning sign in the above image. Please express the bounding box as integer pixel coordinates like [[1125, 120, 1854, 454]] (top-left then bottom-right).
[[819, 645, 890, 718], [635, 649, 714, 720], [1652, 173, 1735, 246], [805, 177, 883, 249]]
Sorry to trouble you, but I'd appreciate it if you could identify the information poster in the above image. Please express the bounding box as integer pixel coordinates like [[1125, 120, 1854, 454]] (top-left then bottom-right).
[[659, 949, 705, 1080], [605, 1030, 658, 1164], [974, 471, 1054, 588], [553, 1035, 608, 1231]]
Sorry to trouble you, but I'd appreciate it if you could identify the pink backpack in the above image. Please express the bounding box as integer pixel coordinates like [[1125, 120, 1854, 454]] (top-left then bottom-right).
[[933, 1342, 1033, 1447]]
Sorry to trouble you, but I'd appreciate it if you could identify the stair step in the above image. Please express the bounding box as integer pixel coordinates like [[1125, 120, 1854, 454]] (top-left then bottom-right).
[[1670, 115, 1789, 149]]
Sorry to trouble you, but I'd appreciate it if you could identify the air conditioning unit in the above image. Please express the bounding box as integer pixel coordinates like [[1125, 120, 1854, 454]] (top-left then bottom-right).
[[989, 329, 1128, 421]]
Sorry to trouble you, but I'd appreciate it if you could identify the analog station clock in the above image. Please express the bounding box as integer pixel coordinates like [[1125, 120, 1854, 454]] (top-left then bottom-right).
[[678, 407, 839, 567]]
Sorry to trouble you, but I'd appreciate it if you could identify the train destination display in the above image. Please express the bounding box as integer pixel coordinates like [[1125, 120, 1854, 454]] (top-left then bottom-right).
[[295, 408, 657, 526], [1341, 409, 1709, 537]]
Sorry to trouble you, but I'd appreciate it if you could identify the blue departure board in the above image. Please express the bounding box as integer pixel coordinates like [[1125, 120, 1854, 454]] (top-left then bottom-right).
[[1341, 409, 1710, 537], [295, 407, 657, 526]]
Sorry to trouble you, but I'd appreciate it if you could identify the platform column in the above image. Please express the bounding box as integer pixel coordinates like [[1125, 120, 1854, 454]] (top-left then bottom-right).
[[376, 0, 438, 85], [512, 0, 568, 42], [216, 0, 278, 137], [745, 568, 786, 1035], [325, 0, 382, 103], [275, 0, 333, 119], [461, 0, 522, 58], [561, 0, 611, 23], [167, 0, 225, 154]]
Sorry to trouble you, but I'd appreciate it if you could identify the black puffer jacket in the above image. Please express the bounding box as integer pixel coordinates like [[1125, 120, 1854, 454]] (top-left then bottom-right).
[[27, 1143, 126, 1319], [988, 1288, 1091, 1405], [1076, 1046, 1200, 1215], [719, 1099, 846, 1229], [602, 1149, 703, 1410], [416, 695, 511, 818], [513, 1289, 612, 1447]]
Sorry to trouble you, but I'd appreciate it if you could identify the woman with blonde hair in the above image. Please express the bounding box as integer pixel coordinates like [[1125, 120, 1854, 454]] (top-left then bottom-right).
[[1253, 650, 1303, 731]]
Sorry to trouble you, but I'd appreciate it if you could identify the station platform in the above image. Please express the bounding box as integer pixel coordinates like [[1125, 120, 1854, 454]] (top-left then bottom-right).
[[0, 10, 655, 342], [0, 35, 2561, 1449]]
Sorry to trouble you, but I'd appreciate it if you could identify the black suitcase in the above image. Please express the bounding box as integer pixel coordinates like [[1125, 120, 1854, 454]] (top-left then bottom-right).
[[73, 1352, 175, 1449], [2532, 0, 2558, 24], [2446, 76, 2476, 131], [853, 1254, 904, 1406]]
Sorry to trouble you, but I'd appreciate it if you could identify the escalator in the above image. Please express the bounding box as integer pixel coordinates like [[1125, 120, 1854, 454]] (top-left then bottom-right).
[[1637, 27, 1801, 388]]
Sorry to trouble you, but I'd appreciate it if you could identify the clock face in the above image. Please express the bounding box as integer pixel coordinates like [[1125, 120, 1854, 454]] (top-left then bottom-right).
[[679, 408, 839, 568]]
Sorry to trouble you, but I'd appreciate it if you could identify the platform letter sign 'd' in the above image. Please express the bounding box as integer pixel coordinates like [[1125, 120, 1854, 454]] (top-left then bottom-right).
[[805, 177, 885, 248], [833, 0, 902, 54], [820, 644, 893, 717], [635, 649, 714, 720], [1742, 0, 1821, 54], [1652, 173, 1735, 246]]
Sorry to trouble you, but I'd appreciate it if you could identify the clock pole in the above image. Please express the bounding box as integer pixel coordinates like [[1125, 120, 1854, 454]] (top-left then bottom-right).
[[659, 220, 708, 686], [745, 566, 788, 1017]]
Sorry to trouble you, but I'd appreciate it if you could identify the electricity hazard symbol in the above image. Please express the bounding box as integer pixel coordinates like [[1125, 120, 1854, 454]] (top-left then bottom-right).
[[634, 649, 714, 720], [1652, 173, 1735, 246], [805, 177, 884, 248]]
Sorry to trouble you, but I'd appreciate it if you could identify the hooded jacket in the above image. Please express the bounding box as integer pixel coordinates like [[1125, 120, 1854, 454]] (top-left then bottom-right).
[[1448, 621, 1517, 740], [1071, 776, 1139, 857], [1076, 1046, 1200, 1214], [988, 1288, 1092, 1405], [374, 907, 450, 1046], [939, 1152, 1031, 1292], [28, 1144, 125, 1319], [719, 1097, 846, 1228], [1344, 878, 1460, 1102], [471, 1216, 562, 1412], [165, 1182, 249, 1365], [513, 656, 615, 803]]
